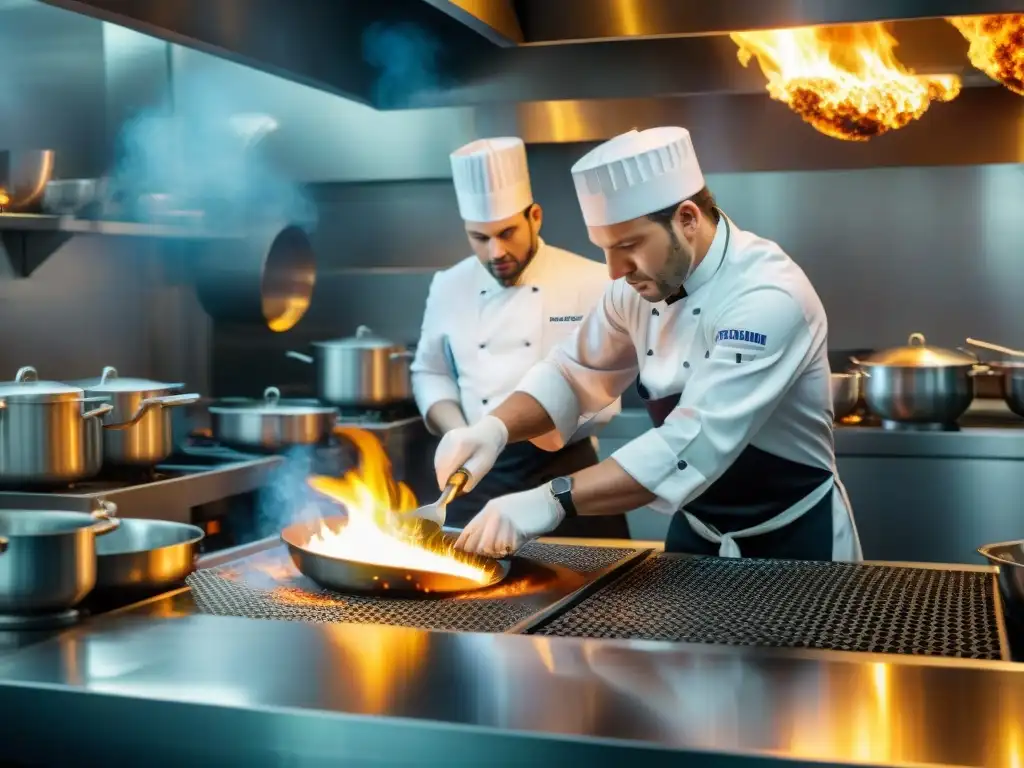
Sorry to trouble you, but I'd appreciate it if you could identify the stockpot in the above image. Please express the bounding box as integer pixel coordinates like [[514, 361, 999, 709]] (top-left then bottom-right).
[[208, 386, 339, 451], [286, 325, 414, 407], [0, 366, 113, 485], [851, 333, 988, 426], [73, 367, 199, 467]]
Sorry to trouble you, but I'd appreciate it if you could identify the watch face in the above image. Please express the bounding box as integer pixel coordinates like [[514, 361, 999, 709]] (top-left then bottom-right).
[[551, 476, 572, 495]]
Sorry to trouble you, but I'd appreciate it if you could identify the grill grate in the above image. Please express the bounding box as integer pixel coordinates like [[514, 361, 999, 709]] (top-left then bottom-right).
[[534, 555, 1005, 660], [187, 543, 640, 634]]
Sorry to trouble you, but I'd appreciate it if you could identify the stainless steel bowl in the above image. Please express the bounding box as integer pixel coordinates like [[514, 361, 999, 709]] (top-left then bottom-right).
[[978, 540, 1024, 622], [94, 518, 204, 595]]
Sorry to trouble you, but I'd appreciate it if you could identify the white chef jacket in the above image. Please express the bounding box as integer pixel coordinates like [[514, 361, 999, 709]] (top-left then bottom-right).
[[516, 218, 845, 518], [412, 238, 620, 447]]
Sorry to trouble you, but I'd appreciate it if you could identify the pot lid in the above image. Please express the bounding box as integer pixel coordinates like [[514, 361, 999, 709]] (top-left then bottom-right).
[[75, 366, 183, 393], [208, 386, 337, 416], [0, 366, 85, 403], [312, 325, 398, 350], [857, 333, 976, 367]]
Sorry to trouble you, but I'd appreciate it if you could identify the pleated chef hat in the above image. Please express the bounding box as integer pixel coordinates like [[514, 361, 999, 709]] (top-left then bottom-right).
[[450, 137, 534, 223], [571, 127, 705, 227]]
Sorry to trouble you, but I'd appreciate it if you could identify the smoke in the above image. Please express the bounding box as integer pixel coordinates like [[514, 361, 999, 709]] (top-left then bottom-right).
[[362, 21, 450, 109], [255, 446, 351, 538], [108, 71, 316, 230]]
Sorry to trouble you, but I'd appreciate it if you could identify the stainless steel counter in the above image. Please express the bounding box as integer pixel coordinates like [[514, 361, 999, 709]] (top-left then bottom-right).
[[0, 609, 1022, 766], [0, 537, 1020, 766]]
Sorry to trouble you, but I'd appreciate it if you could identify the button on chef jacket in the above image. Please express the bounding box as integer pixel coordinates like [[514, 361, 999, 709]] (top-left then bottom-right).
[[516, 219, 843, 515], [412, 238, 619, 445]]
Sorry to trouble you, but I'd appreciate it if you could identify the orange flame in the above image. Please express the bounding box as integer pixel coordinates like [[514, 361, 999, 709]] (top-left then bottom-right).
[[731, 23, 962, 141], [304, 427, 492, 584], [949, 15, 1024, 96]]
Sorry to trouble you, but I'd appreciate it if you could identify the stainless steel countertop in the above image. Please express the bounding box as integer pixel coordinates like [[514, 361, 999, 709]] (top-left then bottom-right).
[[0, 536, 1018, 766], [0, 610, 1021, 766]]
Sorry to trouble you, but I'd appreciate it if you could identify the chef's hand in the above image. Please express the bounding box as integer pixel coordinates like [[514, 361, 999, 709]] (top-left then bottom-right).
[[455, 484, 563, 558], [434, 415, 508, 492]]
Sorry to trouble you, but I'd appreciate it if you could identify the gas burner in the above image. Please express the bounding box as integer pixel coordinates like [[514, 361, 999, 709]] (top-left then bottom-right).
[[0, 609, 79, 631], [881, 420, 960, 432]]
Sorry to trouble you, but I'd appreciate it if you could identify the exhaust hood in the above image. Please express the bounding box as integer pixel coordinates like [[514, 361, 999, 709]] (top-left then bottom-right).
[[38, 0, 1024, 169]]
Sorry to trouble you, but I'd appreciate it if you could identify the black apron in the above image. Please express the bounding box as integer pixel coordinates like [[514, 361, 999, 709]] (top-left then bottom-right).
[[444, 439, 631, 539], [639, 384, 834, 560]]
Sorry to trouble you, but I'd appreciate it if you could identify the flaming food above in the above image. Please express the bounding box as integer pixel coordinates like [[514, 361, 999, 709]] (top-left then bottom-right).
[[949, 15, 1024, 96], [303, 427, 492, 584], [731, 23, 962, 141]]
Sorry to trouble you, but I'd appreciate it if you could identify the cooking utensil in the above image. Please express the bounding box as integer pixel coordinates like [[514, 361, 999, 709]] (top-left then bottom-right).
[[978, 540, 1024, 623], [281, 516, 509, 596], [830, 372, 861, 420], [0, 366, 113, 486], [208, 386, 338, 451], [286, 325, 414, 407], [958, 344, 1024, 417], [92, 518, 204, 596], [0, 150, 55, 213], [412, 468, 471, 528], [0, 499, 119, 614], [195, 224, 317, 333], [966, 337, 1024, 359], [850, 333, 988, 426], [828, 348, 874, 374], [72, 366, 199, 467]]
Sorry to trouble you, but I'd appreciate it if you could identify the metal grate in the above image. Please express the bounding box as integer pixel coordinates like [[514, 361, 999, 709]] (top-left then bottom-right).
[[187, 542, 641, 634], [534, 555, 1005, 660], [516, 542, 636, 573]]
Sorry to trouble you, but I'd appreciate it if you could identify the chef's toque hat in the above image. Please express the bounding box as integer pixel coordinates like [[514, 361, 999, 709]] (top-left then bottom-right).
[[571, 127, 705, 227], [450, 137, 534, 223]]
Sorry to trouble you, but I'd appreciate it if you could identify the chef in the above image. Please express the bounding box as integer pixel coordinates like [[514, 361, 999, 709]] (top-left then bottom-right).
[[436, 126, 862, 561], [411, 136, 628, 539]]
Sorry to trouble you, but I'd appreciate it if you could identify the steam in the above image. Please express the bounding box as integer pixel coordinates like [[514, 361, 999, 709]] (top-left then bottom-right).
[[256, 446, 351, 538], [108, 71, 316, 229], [362, 21, 450, 108]]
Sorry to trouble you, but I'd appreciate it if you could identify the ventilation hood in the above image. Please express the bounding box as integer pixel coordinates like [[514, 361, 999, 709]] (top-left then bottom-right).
[[38, 0, 1024, 170]]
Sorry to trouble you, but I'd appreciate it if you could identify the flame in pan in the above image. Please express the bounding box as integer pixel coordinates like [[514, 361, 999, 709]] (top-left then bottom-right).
[[731, 23, 961, 141], [304, 427, 492, 585]]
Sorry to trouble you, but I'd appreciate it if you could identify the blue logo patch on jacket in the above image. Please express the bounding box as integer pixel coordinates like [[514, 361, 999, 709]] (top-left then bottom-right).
[[716, 329, 768, 346]]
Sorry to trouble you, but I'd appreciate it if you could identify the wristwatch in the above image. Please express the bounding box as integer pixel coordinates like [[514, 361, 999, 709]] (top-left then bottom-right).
[[549, 476, 578, 518]]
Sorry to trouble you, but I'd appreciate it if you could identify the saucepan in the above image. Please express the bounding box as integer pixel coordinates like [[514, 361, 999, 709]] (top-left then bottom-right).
[[0, 499, 120, 614], [207, 386, 339, 452], [830, 372, 862, 420], [280, 516, 509, 596], [850, 333, 989, 426]]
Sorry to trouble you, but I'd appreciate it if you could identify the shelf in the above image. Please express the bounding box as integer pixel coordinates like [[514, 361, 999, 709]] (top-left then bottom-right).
[[0, 214, 236, 277]]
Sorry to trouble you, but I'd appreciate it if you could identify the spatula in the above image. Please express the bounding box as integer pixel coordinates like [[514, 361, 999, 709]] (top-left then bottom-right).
[[412, 468, 471, 528]]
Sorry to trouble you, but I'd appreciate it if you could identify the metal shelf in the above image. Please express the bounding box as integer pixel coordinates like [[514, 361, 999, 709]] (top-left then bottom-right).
[[0, 214, 235, 277]]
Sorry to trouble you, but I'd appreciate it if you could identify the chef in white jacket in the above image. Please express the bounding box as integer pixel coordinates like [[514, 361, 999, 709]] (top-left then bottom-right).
[[411, 136, 628, 539], [437, 126, 862, 561]]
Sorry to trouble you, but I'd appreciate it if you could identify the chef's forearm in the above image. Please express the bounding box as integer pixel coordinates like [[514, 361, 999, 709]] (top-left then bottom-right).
[[490, 392, 556, 443], [424, 400, 468, 435], [570, 458, 657, 516]]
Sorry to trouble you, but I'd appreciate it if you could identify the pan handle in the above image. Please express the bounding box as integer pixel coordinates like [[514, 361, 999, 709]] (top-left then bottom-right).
[[286, 351, 314, 364], [439, 468, 471, 506], [89, 499, 120, 536]]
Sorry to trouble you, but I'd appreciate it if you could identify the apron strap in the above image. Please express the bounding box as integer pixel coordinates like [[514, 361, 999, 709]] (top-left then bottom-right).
[[683, 474, 836, 558]]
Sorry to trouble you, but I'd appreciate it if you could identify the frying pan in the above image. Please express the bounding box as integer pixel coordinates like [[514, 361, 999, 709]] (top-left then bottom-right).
[[280, 516, 510, 596]]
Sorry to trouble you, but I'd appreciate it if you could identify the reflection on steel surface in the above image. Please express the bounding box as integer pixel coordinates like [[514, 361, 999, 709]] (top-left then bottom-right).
[[0, 615, 1023, 766]]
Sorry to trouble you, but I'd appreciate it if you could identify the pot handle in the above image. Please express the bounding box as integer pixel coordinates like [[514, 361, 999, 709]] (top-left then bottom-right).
[[908, 332, 926, 346], [390, 350, 414, 361], [15, 366, 38, 383], [89, 499, 120, 536], [103, 393, 200, 431], [285, 351, 314, 364], [83, 403, 113, 420], [99, 366, 119, 384]]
